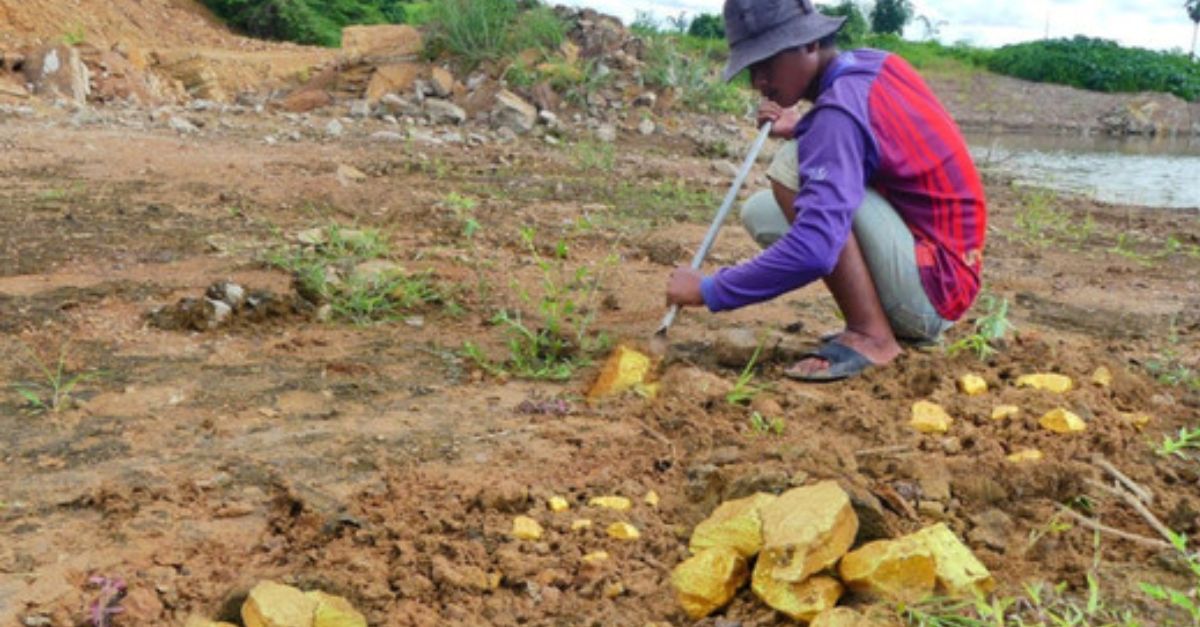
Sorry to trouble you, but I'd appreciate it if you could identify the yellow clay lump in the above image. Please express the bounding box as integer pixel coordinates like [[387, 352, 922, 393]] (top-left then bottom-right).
[[587, 345, 652, 399], [607, 522, 641, 540], [758, 481, 858, 583], [689, 492, 776, 558], [669, 546, 749, 620], [1017, 373, 1074, 393], [991, 405, 1020, 420], [512, 516, 544, 540], [751, 558, 844, 622], [589, 496, 632, 511], [957, 374, 988, 396], [910, 400, 954, 434], [1039, 408, 1086, 433], [838, 538, 936, 604]]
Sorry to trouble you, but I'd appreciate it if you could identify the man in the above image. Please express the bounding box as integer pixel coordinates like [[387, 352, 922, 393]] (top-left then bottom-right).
[[665, 0, 987, 381]]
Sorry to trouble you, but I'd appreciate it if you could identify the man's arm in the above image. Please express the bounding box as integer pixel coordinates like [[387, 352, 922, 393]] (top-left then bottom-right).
[[700, 106, 873, 312]]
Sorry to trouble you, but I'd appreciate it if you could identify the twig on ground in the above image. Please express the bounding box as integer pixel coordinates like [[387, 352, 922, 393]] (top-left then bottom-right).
[[1085, 478, 1177, 547], [1093, 456, 1154, 505], [1057, 506, 1171, 550], [855, 444, 913, 457]]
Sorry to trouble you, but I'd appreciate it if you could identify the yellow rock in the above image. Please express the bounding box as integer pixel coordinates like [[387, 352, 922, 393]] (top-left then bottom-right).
[[1017, 373, 1074, 393], [810, 607, 876, 627], [839, 538, 936, 604], [603, 581, 626, 598], [512, 516, 544, 540], [957, 374, 988, 396], [1122, 412, 1152, 430], [548, 496, 570, 512], [306, 591, 367, 627], [242, 581, 316, 627], [689, 492, 776, 558], [991, 405, 1020, 420], [634, 382, 661, 399], [607, 522, 641, 540], [1092, 366, 1113, 387], [588, 345, 653, 399], [644, 490, 660, 507], [581, 551, 610, 565], [907, 523, 995, 598], [759, 481, 858, 583], [751, 554, 843, 622], [571, 519, 592, 531], [910, 400, 954, 434], [1007, 449, 1044, 463], [589, 495, 632, 511], [669, 546, 749, 620], [1039, 408, 1086, 433]]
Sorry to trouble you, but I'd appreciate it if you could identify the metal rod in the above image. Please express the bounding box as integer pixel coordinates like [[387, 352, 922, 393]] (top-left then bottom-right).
[[657, 122, 773, 335]]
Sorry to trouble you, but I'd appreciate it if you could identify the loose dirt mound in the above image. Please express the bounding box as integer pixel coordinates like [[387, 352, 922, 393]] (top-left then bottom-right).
[[1, 0, 249, 49]]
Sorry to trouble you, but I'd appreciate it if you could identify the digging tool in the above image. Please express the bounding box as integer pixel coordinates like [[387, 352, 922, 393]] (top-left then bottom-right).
[[655, 121, 773, 338]]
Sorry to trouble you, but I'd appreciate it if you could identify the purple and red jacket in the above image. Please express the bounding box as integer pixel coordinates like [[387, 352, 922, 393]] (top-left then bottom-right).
[[699, 49, 987, 321]]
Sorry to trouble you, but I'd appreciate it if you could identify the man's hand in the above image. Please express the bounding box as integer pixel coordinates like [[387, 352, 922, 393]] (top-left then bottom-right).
[[757, 101, 801, 138], [666, 267, 705, 307]]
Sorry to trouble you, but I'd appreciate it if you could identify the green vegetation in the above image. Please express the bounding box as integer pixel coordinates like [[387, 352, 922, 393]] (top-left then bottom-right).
[[726, 339, 768, 406], [200, 0, 416, 46], [986, 37, 1200, 102], [947, 295, 1014, 360], [424, 0, 566, 71], [869, 0, 914, 36], [1155, 426, 1200, 459], [266, 224, 445, 325], [12, 342, 97, 414], [819, 1, 868, 49], [638, 31, 753, 115], [462, 227, 612, 381], [748, 411, 785, 436]]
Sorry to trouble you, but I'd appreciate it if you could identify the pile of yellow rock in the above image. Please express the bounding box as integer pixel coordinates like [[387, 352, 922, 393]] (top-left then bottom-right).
[[185, 581, 366, 627], [670, 481, 993, 623]]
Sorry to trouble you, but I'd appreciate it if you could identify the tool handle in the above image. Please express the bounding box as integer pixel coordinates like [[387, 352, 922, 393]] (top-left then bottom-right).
[[687, 122, 773, 270], [657, 122, 773, 335]]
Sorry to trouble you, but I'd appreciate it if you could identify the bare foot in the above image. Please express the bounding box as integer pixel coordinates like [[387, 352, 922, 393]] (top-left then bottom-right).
[[785, 329, 901, 377]]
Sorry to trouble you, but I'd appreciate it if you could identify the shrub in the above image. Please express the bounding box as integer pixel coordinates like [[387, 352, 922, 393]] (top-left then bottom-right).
[[423, 0, 566, 70], [819, 1, 867, 48], [201, 0, 416, 46], [986, 36, 1200, 101]]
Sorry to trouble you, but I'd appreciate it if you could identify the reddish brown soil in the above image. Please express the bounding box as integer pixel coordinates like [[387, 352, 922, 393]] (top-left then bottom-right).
[[0, 104, 1198, 627]]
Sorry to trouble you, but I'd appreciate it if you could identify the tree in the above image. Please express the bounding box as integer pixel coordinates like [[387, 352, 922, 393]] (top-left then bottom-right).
[[870, 0, 914, 35], [1188, 0, 1200, 60], [688, 13, 725, 39], [818, 1, 867, 47]]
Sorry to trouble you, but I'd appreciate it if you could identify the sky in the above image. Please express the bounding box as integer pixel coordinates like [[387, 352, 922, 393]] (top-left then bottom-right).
[[555, 0, 1199, 53]]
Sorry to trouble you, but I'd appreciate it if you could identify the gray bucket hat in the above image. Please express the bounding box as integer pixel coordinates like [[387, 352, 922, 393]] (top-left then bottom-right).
[[723, 0, 847, 81]]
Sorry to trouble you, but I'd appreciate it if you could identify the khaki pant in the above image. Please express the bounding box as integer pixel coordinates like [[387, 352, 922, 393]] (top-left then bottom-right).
[[740, 140, 952, 342]]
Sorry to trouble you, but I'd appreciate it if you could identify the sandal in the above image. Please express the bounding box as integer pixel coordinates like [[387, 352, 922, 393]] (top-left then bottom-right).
[[783, 340, 875, 382]]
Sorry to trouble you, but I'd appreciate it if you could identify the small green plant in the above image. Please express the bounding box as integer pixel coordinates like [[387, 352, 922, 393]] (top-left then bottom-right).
[[947, 295, 1014, 360], [1155, 426, 1200, 459], [1010, 187, 1069, 247], [1140, 529, 1200, 623], [573, 140, 616, 173], [464, 227, 613, 381], [748, 411, 785, 436], [266, 223, 444, 325], [727, 339, 768, 405], [424, 0, 565, 71], [1109, 233, 1155, 266], [62, 23, 86, 45], [1145, 319, 1200, 390], [13, 342, 96, 414]]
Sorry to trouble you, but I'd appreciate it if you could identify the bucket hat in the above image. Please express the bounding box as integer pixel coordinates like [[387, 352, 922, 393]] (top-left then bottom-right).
[[723, 0, 846, 81]]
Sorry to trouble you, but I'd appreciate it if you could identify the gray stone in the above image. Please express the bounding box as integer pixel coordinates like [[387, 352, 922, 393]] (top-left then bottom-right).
[[913, 460, 952, 502], [633, 91, 657, 108], [370, 130, 406, 143], [637, 118, 655, 136], [595, 123, 617, 143], [348, 99, 371, 119], [325, 119, 344, 137], [424, 98, 466, 125], [168, 116, 198, 134], [491, 89, 537, 134], [968, 508, 1014, 552], [715, 328, 764, 368], [380, 93, 421, 117], [353, 260, 403, 283], [205, 281, 246, 308], [205, 298, 232, 328]]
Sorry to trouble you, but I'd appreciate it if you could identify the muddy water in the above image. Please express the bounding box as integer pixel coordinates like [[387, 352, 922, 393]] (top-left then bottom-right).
[[967, 132, 1200, 209]]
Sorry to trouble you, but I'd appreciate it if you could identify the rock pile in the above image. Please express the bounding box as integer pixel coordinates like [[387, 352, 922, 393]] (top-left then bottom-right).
[[670, 481, 993, 622]]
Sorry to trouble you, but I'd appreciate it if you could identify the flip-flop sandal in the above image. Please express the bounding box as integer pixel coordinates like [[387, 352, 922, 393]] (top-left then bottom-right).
[[783, 339, 875, 383], [819, 331, 938, 349]]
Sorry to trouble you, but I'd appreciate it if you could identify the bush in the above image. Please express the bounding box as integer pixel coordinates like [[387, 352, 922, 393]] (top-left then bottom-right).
[[818, 1, 867, 48], [423, 0, 566, 70], [986, 36, 1200, 101], [639, 32, 752, 115], [201, 0, 415, 46], [687, 13, 724, 40]]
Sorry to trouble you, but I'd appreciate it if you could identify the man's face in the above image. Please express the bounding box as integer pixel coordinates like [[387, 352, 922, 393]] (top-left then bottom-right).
[[748, 44, 820, 107]]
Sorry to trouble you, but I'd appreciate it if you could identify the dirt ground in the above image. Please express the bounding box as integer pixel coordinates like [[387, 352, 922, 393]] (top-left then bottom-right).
[[1, 98, 1199, 627]]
